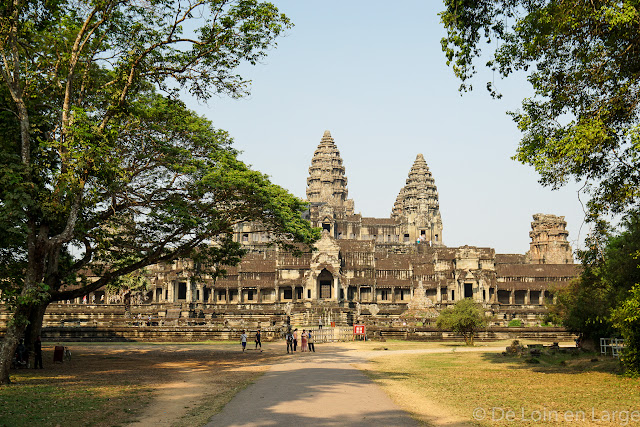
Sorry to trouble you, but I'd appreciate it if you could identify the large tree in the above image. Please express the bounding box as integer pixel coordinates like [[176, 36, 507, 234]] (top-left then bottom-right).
[[440, 1, 640, 220], [440, 1, 640, 370], [551, 212, 640, 370], [0, 0, 319, 384]]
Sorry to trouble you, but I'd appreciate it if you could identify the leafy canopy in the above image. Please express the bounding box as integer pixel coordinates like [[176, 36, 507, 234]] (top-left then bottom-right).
[[552, 212, 640, 343], [0, 0, 319, 385], [612, 284, 640, 377], [0, 0, 316, 304], [440, 1, 640, 219], [436, 298, 489, 345]]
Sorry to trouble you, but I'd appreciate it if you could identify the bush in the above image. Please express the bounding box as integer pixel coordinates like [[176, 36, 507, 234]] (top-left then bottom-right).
[[508, 319, 523, 327], [436, 298, 489, 345]]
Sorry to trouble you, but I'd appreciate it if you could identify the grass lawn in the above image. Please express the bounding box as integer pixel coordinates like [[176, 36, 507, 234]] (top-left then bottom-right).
[[0, 353, 153, 427], [362, 345, 640, 426]]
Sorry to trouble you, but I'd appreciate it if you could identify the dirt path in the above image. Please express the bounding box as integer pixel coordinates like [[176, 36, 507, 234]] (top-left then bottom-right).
[[126, 345, 280, 427], [204, 345, 419, 427]]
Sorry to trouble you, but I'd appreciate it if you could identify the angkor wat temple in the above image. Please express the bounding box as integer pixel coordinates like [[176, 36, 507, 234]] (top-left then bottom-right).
[[45, 131, 580, 329]]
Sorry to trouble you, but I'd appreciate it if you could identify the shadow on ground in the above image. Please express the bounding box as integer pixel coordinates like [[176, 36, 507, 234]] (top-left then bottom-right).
[[206, 345, 423, 426], [480, 350, 624, 375]]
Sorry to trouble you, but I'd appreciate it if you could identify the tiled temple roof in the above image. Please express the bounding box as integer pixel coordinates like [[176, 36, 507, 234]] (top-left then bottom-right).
[[361, 217, 398, 226], [496, 263, 581, 278], [495, 254, 528, 264]]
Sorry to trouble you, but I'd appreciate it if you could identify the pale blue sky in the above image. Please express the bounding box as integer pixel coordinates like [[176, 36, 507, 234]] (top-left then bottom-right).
[[185, 1, 588, 255]]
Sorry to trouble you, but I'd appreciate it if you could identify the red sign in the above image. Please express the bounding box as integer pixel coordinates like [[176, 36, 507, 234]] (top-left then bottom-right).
[[353, 324, 365, 335]]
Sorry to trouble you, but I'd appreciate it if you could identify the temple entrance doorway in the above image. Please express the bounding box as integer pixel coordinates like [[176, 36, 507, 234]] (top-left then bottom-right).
[[464, 283, 473, 299], [318, 269, 333, 299], [177, 282, 187, 300]]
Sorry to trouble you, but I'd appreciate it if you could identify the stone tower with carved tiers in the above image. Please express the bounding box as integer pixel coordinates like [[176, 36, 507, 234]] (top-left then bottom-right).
[[306, 131, 354, 236], [529, 214, 573, 264], [392, 154, 443, 245]]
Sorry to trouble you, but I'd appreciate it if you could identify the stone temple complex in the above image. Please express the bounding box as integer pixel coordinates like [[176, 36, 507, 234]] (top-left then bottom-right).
[[40, 131, 581, 329]]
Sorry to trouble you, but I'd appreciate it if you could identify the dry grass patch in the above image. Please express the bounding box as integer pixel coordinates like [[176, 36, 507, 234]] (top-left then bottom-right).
[[0, 342, 282, 427], [340, 338, 574, 353], [362, 348, 640, 426]]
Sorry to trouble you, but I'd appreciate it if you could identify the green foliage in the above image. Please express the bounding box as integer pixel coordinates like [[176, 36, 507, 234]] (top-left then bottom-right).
[[542, 310, 562, 327], [0, 0, 314, 303], [611, 284, 640, 377], [551, 212, 640, 343], [440, 1, 640, 219], [507, 319, 523, 327], [105, 271, 150, 295], [0, 0, 316, 383], [436, 298, 489, 345]]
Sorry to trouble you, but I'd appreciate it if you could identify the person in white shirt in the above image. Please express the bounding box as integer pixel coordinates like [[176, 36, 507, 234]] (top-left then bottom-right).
[[241, 330, 247, 352]]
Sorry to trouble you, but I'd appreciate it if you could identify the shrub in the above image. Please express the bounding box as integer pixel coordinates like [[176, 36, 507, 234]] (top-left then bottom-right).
[[436, 298, 489, 345]]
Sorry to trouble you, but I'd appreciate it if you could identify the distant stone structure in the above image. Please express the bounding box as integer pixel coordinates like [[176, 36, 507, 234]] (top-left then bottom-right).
[[529, 214, 574, 264], [36, 130, 580, 329]]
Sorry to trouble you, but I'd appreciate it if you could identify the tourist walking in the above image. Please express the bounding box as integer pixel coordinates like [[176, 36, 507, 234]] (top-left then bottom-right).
[[33, 336, 43, 369], [255, 329, 262, 351], [318, 317, 323, 329], [301, 330, 308, 352], [308, 330, 315, 352], [292, 328, 298, 352], [240, 330, 247, 352], [286, 330, 294, 354]]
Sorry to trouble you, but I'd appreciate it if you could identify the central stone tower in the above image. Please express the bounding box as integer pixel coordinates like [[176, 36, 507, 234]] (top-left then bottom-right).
[[391, 154, 443, 245]]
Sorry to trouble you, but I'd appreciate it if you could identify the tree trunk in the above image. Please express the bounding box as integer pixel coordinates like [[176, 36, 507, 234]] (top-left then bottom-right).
[[0, 303, 32, 384], [1, 227, 47, 384], [24, 300, 49, 352]]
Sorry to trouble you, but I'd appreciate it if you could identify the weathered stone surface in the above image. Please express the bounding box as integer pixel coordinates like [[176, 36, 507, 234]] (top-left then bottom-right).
[[306, 130, 353, 213], [392, 154, 443, 245], [529, 214, 574, 264]]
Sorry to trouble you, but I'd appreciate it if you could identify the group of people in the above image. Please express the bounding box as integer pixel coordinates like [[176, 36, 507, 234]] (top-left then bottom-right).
[[13, 336, 43, 369], [285, 328, 315, 354], [240, 329, 263, 352], [239, 328, 318, 354]]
